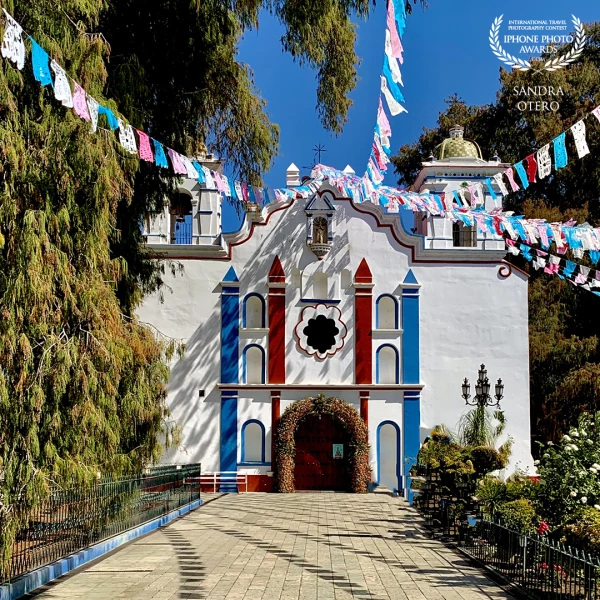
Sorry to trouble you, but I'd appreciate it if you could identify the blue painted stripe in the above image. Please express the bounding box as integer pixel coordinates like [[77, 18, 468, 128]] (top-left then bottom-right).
[[220, 392, 238, 490], [221, 287, 240, 384], [0, 499, 202, 600], [401, 277, 420, 385], [403, 393, 421, 505]]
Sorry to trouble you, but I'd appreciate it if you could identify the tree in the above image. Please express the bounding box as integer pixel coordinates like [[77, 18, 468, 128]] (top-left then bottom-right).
[[392, 23, 600, 445], [0, 0, 428, 575]]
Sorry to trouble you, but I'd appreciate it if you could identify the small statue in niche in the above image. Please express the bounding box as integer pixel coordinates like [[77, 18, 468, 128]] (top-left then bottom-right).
[[313, 217, 328, 244]]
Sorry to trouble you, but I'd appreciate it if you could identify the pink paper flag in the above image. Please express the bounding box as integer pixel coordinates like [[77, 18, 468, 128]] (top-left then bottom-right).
[[137, 130, 154, 163], [592, 106, 600, 123], [505, 167, 520, 192], [72, 82, 90, 121], [167, 148, 187, 175], [377, 96, 392, 136], [386, 2, 404, 62]]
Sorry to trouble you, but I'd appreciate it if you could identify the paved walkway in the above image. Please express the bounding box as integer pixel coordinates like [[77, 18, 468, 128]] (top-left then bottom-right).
[[29, 493, 513, 600]]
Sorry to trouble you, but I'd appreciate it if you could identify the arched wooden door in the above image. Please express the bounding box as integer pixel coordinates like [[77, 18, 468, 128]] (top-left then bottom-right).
[[294, 414, 349, 491]]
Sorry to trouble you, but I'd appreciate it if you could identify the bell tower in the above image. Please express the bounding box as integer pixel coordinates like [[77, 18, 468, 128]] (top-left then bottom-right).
[[410, 125, 508, 251]]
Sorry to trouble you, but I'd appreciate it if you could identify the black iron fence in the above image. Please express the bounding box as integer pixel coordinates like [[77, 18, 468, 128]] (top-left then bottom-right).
[[3, 463, 201, 584], [461, 519, 600, 600]]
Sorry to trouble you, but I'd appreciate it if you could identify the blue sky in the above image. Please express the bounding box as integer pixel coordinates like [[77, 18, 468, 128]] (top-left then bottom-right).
[[222, 0, 598, 232]]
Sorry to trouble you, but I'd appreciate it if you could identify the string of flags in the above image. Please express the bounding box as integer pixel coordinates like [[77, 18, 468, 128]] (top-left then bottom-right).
[[6, 5, 600, 285], [364, 0, 407, 184], [507, 239, 600, 296], [0, 8, 311, 210]]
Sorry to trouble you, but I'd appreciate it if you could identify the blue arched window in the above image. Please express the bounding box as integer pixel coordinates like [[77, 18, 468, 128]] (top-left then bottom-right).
[[376, 421, 401, 492], [242, 293, 266, 328], [242, 344, 266, 384], [241, 420, 266, 463], [376, 344, 400, 384], [376, 294, 399, 329]]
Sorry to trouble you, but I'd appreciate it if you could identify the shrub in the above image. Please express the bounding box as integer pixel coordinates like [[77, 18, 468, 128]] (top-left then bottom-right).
[[468, 446, 507, 474], [561, 507, 600, 556], [536, 412, 600, 525], [496, 499, 537, 533]]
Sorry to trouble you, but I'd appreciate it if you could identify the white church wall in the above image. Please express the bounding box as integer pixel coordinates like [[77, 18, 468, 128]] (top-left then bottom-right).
[[137, 187, 533, 478], [416, 263, 532, 473]]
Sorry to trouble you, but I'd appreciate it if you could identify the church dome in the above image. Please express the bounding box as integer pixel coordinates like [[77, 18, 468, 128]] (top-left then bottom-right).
[[434, 125, 482, 160]]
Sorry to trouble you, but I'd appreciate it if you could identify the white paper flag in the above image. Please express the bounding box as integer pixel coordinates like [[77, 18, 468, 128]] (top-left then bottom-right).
[[117, 119, 138, 154], [536, 144, 552, 179], [492, 173, 509, 196], [180, 155, 199, 180], [571, 120, 590, 158], [86, 95, 99, 133], [380, 76, 407, 116], [1, 9, 25, 70], [49, 60, 73, 108], [384, 31, 403, 85]]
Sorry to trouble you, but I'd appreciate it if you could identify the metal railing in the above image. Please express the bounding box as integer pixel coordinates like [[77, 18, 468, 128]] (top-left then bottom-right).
[[461, 519, 600, 599], [199, 471, 248, 493], [3, 463, 201, 584]]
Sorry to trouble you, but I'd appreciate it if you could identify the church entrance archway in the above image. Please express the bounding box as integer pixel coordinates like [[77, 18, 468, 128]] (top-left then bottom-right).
[[294, 413, 349, 491], [274, 395, 370, 493]]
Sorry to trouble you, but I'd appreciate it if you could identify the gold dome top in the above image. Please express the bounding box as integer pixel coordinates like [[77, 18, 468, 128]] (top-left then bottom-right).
[[434, 125, 482, 160]]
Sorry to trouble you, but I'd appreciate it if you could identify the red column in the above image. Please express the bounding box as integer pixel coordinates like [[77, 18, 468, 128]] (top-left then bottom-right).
[[268, 256, 286, 384], [360, 391, 369, 429], [354, 258, 373, 385], [271, 390, 281, 468]]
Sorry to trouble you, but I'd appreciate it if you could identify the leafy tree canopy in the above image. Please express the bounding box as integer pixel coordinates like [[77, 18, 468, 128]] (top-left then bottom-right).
[[392, 23, 600, 445], [0, 0, 426, 575]]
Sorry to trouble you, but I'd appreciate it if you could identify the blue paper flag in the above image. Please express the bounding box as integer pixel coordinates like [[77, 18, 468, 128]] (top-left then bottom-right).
[[31, 38, 53, 87], [192, 162, 205, 184], [382, 56, 405, 103], [514, 162, 529, 189], [98, 105, 119, 130], [563, 261, 576, 278], [553, 133, 568, 169], [152, 139, 168, 169], [484, 178, 497, 201]]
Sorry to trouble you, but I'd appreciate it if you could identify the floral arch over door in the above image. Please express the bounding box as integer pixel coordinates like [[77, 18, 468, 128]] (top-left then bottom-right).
[[274, 395, 370, 493]]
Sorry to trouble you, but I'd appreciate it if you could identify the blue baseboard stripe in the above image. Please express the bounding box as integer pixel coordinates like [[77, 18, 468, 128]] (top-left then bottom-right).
[[0, 498, 203, 600]]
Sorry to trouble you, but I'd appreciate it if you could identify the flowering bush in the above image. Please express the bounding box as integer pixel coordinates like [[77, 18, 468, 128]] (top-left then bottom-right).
[[274, 395, 370, 493], [536, 412, 600, 525]]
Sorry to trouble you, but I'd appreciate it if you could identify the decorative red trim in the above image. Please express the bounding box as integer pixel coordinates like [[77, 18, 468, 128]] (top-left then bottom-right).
[[360, 393, 369, 431], [271, 391, 280, 472], [268, 255, 286, 282], [355, 260, 373, 385], [348, 199, 507, 266], [219, 383, 424, 390], [268, 257, 286, 384], [355, 258, 373, 284], [499, 260, 529, 279]]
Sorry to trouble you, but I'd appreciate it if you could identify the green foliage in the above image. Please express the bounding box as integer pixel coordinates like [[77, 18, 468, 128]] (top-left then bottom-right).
[[391, 23, 600, 443], [477, 473, 538, 516], [536, 412, 600, 525], [496, 499, 537, 533], [561, 507, 600, 556]]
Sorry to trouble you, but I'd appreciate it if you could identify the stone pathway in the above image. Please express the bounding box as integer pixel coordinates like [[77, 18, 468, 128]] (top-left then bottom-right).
[[28, 493, 513, 600]]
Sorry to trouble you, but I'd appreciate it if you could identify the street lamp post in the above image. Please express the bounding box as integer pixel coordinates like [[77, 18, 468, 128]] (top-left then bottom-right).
[[461, 364, 504, 408]]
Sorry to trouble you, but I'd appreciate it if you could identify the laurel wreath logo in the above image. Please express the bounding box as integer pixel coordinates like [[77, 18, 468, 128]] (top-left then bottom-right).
[[489, 15, 586, 73]]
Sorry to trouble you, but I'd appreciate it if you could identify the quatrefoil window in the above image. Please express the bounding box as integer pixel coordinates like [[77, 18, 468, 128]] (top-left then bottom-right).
[[295, 304, 347, 360]]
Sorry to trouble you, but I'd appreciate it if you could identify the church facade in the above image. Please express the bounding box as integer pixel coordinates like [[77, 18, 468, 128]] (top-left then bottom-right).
[[137, 127, 533, 496]]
